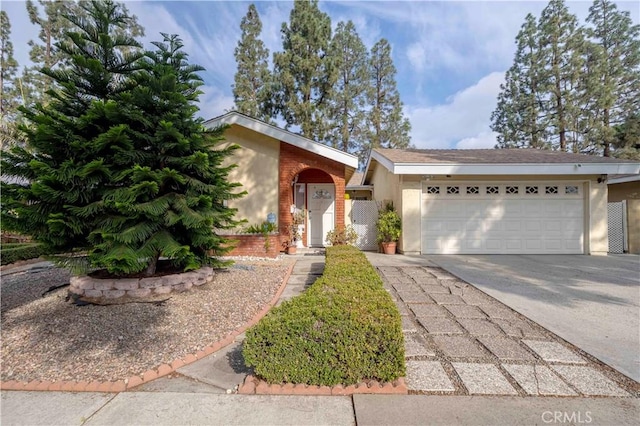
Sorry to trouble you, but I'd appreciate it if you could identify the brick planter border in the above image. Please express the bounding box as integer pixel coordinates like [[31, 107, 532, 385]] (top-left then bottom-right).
[[0, 262, 295, 393], [238, 375, 407, 396]]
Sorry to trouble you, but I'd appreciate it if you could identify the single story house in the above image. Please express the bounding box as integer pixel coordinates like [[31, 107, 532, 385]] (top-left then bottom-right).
[[204, 112, 358, 255], [363, 148, 640, 255], [607, 174, 640, 254]]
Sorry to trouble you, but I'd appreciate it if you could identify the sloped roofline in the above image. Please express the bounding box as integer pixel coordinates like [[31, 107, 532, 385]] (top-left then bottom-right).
[[204, 111, 358, 169], [364, 148, 640, 180]]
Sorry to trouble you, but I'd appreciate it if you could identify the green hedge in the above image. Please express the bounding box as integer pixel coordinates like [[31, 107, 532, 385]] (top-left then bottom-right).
[[243, 245, 405, 386], [1, 243, 49, 265]]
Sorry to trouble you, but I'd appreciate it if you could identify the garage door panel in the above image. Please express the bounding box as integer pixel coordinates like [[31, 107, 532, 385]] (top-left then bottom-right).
[[422, 182, 584, 254]]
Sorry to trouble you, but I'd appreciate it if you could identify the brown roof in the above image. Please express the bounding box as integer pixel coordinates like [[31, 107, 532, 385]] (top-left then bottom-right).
[[347, 171, 364, 186], [375, 148, 638, 164]]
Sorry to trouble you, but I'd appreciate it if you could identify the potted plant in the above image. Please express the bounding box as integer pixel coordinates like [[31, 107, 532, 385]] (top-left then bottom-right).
[[286, 223, 301, 254], [292, 208, 306, 248], [376, 203, 401, 255]]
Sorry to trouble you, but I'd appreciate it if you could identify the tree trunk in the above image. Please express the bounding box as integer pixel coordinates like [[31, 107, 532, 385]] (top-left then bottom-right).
[[145, 253, 160, 277]]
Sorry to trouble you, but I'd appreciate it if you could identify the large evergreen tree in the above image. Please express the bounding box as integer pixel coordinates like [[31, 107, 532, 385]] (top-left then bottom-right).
[[273, 0, 334, 140], [22, 0, 144, 106], [0, 10, 19, 124], [492, 14, 549, 149], [1, 0, 242, 276], [585, 0, 640, 157], [325, 20, 368, 154], [233, 4, 271, 121], [366, 39, 411, 152]]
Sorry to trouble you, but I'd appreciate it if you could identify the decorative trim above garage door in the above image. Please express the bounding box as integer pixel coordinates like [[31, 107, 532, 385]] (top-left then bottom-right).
[[421, 181, 586, 255]]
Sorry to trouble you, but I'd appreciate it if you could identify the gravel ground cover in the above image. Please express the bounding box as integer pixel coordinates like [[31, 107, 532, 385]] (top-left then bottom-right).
[[1, 259, 292, 383]]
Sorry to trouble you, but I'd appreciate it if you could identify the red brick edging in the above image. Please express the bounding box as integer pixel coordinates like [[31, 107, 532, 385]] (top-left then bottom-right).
[[0, 262, 296, 393], [239, 375, 407, 396]]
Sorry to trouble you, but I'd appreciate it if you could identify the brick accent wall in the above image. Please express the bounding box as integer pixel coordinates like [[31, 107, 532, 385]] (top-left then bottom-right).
[[279, 143, 346, 248], [223, 234, 281, 258]]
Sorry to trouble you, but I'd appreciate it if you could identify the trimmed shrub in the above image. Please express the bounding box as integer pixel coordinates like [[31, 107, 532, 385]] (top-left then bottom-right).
[[243, 245, 405, 386], [1, 243, 50, 265]]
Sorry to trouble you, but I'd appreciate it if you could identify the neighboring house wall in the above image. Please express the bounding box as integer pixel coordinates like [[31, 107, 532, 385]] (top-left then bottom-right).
[[628, 200, 640, 254], [370, 162, 399, 206], [608, 181, 640, 254], [608, 181, 640, 202], [222, 125, 280, 227]]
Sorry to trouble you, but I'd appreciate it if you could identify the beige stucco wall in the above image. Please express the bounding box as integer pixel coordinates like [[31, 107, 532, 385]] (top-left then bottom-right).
[[587, 180, 608, 255], [399, 179, 422, 254], [627, 200, 640, 254], [369, 163, 400, 207], [221, 125, 280, 228], [345, 199, 352, 226]]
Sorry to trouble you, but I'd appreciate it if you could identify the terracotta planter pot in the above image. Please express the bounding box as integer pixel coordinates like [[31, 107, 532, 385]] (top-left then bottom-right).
[[381, 242, 397, 255], [286, 246, 297, 255]]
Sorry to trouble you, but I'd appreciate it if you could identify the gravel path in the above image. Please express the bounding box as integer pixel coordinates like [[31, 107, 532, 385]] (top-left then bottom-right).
[[1, 259, 293, 383]]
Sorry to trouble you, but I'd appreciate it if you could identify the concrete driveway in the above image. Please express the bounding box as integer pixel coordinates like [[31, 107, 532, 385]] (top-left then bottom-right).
[[425, 254, 640, 382]]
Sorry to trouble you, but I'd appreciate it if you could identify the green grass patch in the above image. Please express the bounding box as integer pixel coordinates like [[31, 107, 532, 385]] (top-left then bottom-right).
[[243, 245, 405, 386]]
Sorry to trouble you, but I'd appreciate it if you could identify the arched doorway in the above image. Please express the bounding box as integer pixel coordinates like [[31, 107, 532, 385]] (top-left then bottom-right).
[[294, 169, 335, 247]]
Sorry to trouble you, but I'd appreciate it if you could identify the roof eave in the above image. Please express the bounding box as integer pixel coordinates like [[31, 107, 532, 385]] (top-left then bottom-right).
[[387, 163, 640, 176], [608, 174, 640, 184], [204, 112, 359, 169]]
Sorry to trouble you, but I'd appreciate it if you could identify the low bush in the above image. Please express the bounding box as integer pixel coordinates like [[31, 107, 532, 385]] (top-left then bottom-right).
[[325, 225, 358, 246], [1, 243, 50, 265], [243, 245, 405, 386]]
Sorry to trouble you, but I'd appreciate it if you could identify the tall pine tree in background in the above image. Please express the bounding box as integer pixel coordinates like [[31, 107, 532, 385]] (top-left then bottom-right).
[[538, 0, 586, 153], [366, 39, 411, 152], [1, 0, 242, 276], [492, 14, 548, 149], [273, 0, 334, 140], [1, 10, 19, 123], [233, 4, 272, 122], [492, 0, 639, 157], [585, 0, 640, 157], [325, 20, 368, 154]]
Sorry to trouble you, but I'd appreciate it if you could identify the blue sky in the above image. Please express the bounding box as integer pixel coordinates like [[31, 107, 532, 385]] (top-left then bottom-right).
[[4, 0, 639, 149]]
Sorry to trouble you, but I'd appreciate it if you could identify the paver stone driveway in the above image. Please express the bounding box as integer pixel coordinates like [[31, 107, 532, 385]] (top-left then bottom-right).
[[426, 254, 640, 382]]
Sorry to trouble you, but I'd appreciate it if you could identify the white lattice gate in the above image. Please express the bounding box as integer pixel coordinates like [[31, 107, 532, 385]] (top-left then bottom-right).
[[351, 200, 381, 251], [608, 201, 627, 253]]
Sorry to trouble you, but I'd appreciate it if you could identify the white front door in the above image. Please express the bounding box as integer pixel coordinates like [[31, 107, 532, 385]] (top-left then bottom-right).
[[307, 184, 335, 247]]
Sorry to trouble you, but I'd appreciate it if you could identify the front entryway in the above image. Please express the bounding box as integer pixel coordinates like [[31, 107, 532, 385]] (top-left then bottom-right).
[[307, 184, 335, 247]]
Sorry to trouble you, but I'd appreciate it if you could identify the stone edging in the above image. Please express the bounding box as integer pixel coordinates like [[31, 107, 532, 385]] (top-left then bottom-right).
[[239, 375, 408, 395], [0, 262, 295, 393], [69, 267, 215, 299]]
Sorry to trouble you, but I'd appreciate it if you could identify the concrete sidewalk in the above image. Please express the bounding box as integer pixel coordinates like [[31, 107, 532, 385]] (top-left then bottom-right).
[[2, 391, 638, 425]]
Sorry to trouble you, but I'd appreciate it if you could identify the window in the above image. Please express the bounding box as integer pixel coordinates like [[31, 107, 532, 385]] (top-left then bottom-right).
[[466, 186, 479, 195], [545, 186, 558, 194], [426, 186, 440, 194], [447, 186, 460, 194], [486, 186, 499, 195], [313, 190, 332, 199], [526, 186, 538, 194], [565, 185, 579, 195], [506, 186, 519, 195]]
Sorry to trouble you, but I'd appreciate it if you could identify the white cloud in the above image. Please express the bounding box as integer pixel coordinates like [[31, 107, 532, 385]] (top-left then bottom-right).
[[456, 131, 499, 149], [197, 85, 234, 119], [406, 42, 426, 72], [407, 72, 504, 149]]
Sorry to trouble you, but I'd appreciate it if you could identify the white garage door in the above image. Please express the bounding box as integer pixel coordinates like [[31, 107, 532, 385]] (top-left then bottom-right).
[[421, 182, 584, 254]]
